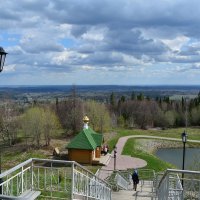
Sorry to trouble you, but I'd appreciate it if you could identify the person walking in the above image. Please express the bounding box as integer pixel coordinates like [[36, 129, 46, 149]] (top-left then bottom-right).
[[132, 169, 139, 191]]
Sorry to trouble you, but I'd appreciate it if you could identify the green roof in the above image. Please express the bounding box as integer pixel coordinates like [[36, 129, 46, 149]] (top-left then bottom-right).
[[67, 127, 103, 150]]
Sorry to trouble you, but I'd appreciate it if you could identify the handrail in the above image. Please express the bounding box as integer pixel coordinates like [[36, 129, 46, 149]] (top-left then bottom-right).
[[157, 168, 200, 200], [114, 172, 129, 190], [0, 158, 32, 178], [32, 158, 111, 187], [158, 168, 200, 189], [0, 158, 112, 200]]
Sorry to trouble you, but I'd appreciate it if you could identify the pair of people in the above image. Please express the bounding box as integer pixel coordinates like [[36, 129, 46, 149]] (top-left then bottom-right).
[[102, 145, 109, 155], [131, 169, 139, 191]]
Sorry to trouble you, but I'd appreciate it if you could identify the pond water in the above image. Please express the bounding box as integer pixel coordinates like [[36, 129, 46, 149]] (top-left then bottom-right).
[[155, 148, 200, 169]]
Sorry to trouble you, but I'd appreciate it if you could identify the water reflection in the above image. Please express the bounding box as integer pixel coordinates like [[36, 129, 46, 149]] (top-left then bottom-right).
[[155, 148, 200, 169]]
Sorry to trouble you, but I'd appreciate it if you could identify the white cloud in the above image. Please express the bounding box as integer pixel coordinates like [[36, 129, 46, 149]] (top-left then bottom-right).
[[81, 65, 95, 70], [161, 36, 190, 51], [81, 27, 106, 41], [1, 0, 200, 84], [3, 64, 16, 72]]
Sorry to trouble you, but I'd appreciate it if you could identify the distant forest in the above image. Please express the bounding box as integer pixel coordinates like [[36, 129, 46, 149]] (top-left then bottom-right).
[[0, 85, 200, 148]]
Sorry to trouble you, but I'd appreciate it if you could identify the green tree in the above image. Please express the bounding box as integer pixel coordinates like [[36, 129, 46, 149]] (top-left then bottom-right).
[[22, 107, 43, 148], [190, 106, 200, 125], [43, 108, 60, 146], [137, 93, 144, 101], [84, 100, 111, 132], [131, 92, 136, 100], [110, 92, 116, 106], [21, 107, 60, 148], [164, 110, 176, 127], [120, 95, 126, 102], [117, 115, 125, 128]]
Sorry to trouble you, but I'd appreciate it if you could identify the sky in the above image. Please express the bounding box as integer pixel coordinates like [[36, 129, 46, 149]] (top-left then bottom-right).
[[1, 0, 200, 85]]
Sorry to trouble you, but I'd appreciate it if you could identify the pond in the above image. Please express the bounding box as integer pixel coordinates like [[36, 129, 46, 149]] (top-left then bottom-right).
[[155, 148, 200, 169]]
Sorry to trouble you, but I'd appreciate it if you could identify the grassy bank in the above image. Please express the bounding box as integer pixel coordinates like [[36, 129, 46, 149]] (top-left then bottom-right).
[[108, 127, 200, 152], [122, 138, 175, 172], [107, 128, 200, 172]]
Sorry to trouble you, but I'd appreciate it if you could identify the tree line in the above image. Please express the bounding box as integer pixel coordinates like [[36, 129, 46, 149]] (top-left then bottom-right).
[[109, 91, 200, 129], [0, 89, 200, 149], [0, 89, 110, 148]]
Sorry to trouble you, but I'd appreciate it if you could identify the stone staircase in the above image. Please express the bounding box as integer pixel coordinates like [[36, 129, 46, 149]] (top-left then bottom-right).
[[112, 180, 156, 200]]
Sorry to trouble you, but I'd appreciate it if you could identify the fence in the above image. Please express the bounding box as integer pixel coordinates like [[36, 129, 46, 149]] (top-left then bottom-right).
[[0, 158, 111, 200], [157, 169, 200, 200]]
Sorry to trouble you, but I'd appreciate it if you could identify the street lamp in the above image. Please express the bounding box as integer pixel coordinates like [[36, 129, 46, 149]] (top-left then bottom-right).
[[0, 46, 7, 194], [181, 131, 187, 186], [0, 47, 8, 72], [0, 46, 8, 175], [113, 146, 117, 171]]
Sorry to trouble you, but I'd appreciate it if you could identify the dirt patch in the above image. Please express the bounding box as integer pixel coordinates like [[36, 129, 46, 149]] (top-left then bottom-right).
[[3, 138, 70, 170]]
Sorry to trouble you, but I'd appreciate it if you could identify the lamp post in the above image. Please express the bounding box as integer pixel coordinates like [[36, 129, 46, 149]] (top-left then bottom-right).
[[0, 46, 7, 194], [113, 146, 117, 171], [181, 131, 187, 187], [0, 46, 7, 174], [0, 47, 8, 72]]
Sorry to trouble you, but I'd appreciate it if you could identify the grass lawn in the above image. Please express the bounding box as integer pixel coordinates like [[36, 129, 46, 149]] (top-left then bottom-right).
[[3, 127, 200, 173], [122, 138, 175, 172], [107, 127, 200, 172], [108, 127, 200, 152]]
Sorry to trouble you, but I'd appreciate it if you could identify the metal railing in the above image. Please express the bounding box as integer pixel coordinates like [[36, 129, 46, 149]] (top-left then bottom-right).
[[97, 169, 130, 191], [157, 169, 200, 200], [114, 172, 129, 190], [0, 158, 111, 200]]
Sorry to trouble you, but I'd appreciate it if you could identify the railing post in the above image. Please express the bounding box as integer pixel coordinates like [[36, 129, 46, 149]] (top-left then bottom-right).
[[95, 176, 97, 199], [31, 161, 34, 191], [71, 162, 74, 200], [21, 166, 24, 194], [86, 171, 89, 200], [164, 173, 170, 200]]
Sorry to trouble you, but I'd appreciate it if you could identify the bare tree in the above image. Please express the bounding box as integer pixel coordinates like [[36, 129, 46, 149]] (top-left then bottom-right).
[[0, 101, 19, 146]]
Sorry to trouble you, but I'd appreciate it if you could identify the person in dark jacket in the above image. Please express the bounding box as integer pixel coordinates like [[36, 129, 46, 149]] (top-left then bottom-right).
[[132, 169, 139, 191]]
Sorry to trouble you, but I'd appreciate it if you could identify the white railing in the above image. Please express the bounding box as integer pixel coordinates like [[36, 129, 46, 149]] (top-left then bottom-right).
[[114, 173, 129, 190], [0, 158, 111, 200], [97, 169, 130, 191], [73, 169, 111, 200], [157, 169, 200, 200]]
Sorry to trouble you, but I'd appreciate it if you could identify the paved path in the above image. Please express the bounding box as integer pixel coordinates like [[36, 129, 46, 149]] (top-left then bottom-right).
[[112, 181, 155, 200], [98, 135, 200, 180], [116, 135, 200, 156]]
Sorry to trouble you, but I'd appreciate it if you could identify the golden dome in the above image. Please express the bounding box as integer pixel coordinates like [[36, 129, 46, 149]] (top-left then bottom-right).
[[83, 116, 89, 122]]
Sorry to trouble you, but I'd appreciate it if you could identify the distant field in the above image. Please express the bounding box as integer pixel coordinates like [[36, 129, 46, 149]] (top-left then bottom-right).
[[0, 85, 200, 102], [170, 94, 197, 100]]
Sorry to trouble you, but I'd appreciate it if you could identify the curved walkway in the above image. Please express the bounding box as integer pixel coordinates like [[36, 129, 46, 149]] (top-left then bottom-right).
[[98, 135, 200, 179], [116, 135, 200, 155]]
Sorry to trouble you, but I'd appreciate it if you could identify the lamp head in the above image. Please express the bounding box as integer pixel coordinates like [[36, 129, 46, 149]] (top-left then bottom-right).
[[0, 47, 7, 72], [182, 131, 187, 143]]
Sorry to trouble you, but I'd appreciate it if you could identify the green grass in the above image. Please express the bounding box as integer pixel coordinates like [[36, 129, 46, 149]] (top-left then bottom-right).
[[107, 127, 200, 172], [3, 150, 48, 170], [108, 127, 200, 152], [122, 138, 174, 172]]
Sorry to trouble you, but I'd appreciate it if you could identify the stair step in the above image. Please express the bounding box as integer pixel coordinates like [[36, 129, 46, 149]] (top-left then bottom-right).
[[19, 190, 41, 200]]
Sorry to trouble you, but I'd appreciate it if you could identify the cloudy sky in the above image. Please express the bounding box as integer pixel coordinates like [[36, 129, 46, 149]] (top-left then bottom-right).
[[1, 0, 200, 85]]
